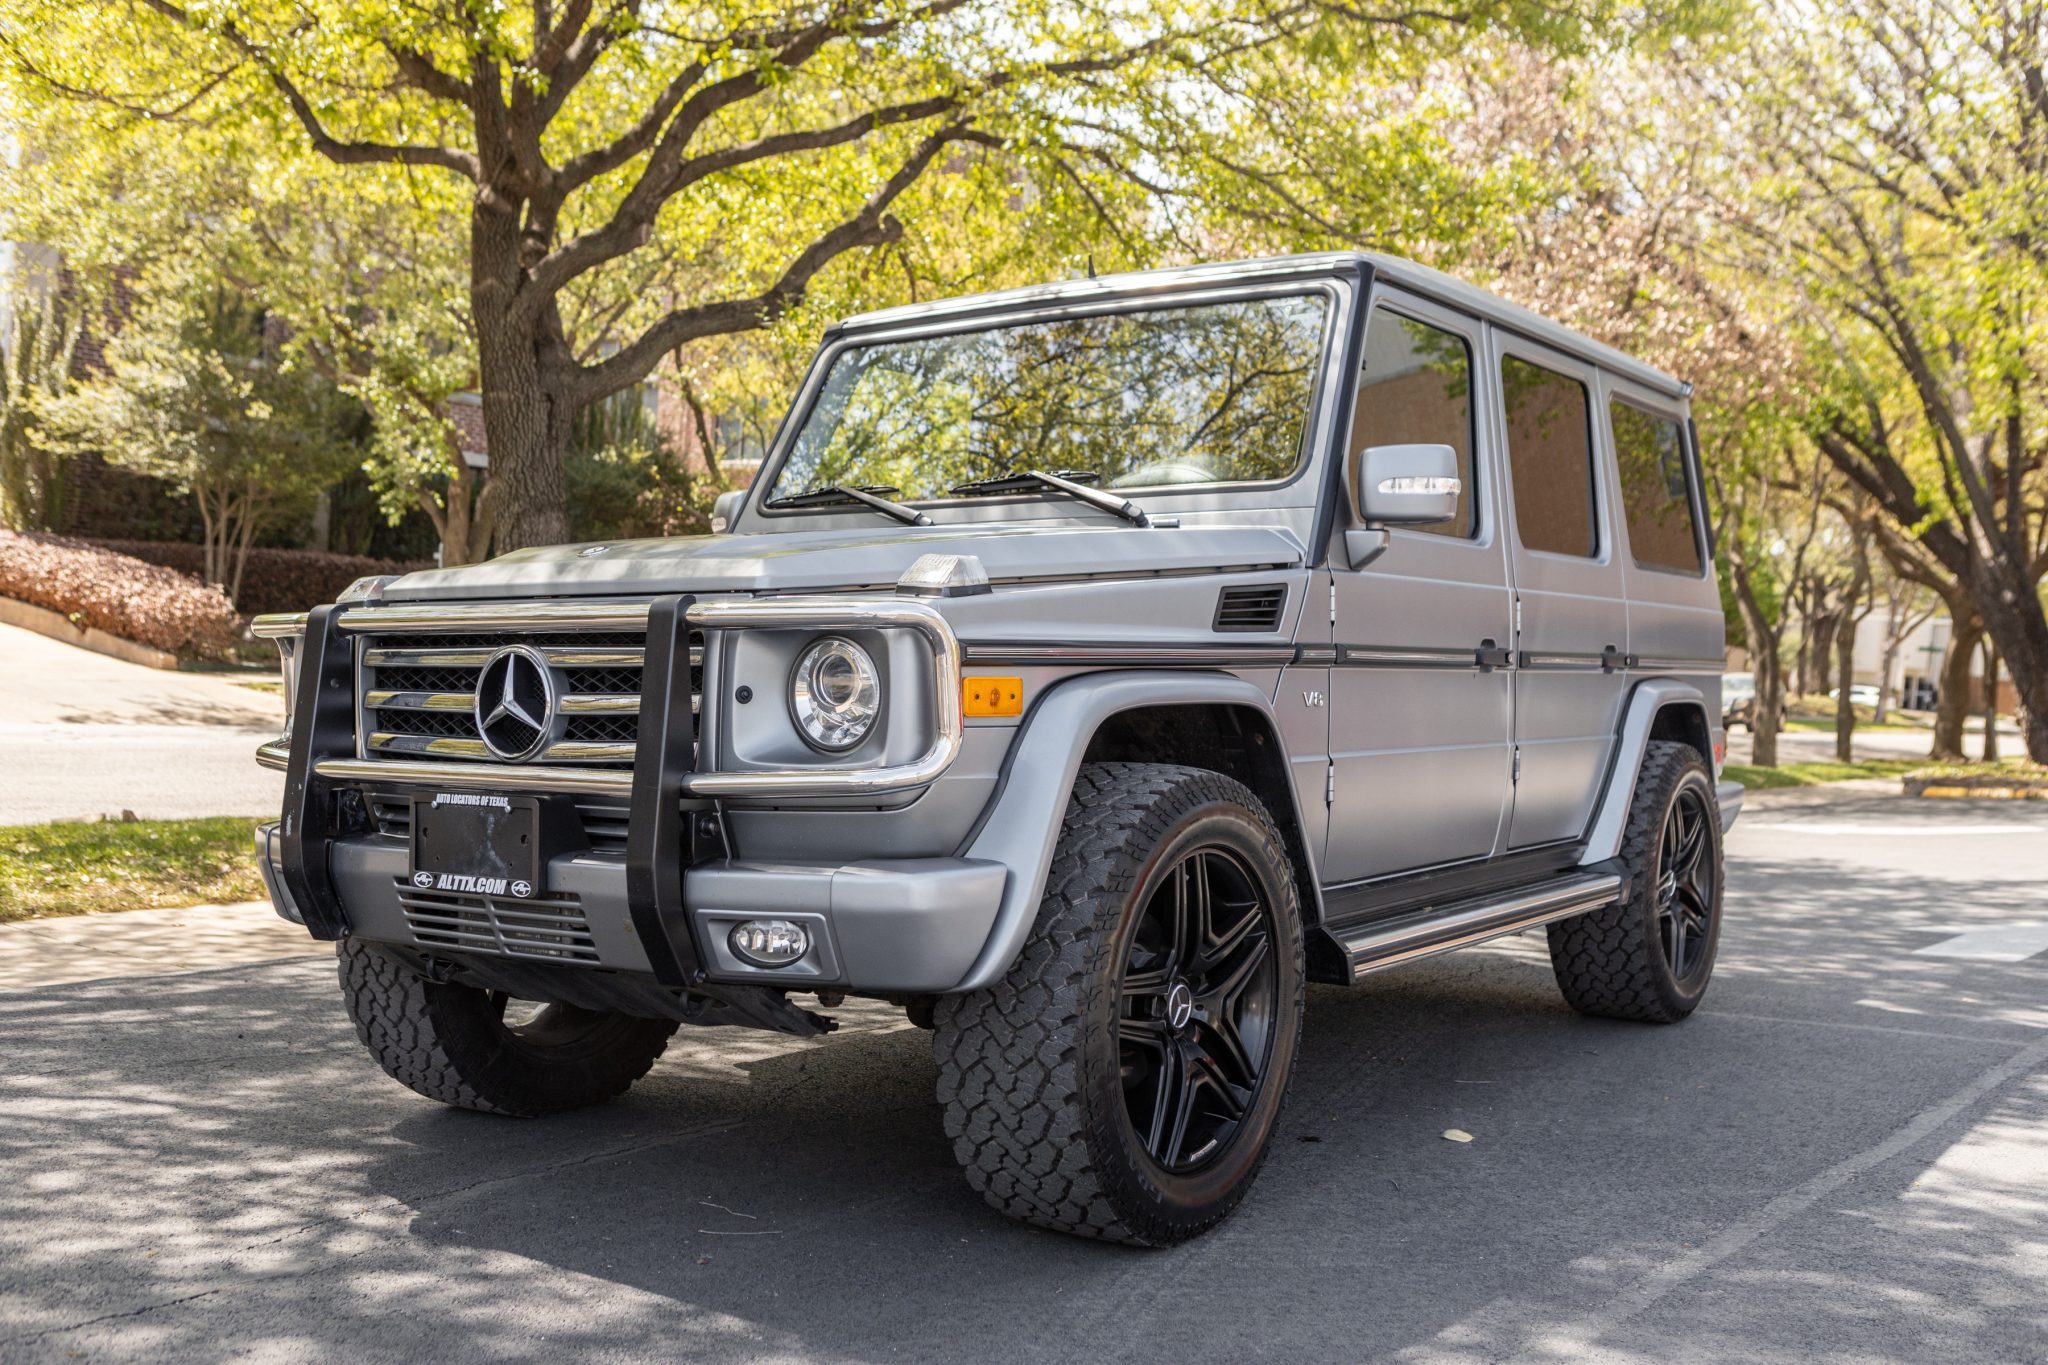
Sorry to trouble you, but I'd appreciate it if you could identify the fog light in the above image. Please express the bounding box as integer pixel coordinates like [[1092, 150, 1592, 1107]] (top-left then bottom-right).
[[729, 919, 811, 967]]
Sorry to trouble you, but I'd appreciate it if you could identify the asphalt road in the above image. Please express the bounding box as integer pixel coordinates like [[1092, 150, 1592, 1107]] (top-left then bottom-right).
[[0, 623, 284, 823], [2, 787, 2044, 1363]]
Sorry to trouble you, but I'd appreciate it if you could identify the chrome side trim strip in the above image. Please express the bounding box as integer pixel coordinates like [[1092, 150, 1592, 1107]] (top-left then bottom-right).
[[1631, 656, 1725, 673], [1519, 652, 1607, 670], [961, 642, 1296, 666], [1343, 872, 1622, 981], [256, 738, 291, 771], [1338, 645, 1479, 669]]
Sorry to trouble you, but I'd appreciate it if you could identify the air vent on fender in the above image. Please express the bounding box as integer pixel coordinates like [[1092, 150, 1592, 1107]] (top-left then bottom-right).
[[1213, 584, 1288, 633]]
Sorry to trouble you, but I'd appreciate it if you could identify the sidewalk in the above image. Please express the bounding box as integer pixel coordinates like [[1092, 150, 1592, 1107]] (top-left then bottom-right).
[[0, 621, 285, 822], [0, 901, 324, 990]]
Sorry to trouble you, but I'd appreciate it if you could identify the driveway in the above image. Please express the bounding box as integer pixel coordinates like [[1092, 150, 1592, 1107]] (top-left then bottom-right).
[[0, 622, 284, 822], [1, 788, 2043, 1362]]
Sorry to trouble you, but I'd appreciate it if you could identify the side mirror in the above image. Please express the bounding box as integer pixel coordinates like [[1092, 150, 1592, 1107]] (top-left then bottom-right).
[[1344, 442, 1461, 568], [709, 488, 746, 534]]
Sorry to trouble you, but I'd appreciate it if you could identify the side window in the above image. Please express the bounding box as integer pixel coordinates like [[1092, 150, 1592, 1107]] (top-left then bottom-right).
[[1351, 311, 1476, 538], [1500, 354, 1596, 557], [1612, 400, 1702, 574]]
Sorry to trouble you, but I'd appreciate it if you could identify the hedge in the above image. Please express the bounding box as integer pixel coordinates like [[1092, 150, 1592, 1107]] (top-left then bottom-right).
[[0, 532, 240, 656], [86, 540, 432, 617]]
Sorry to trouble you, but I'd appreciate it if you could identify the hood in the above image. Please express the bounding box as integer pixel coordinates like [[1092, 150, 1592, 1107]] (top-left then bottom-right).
[[386, 523, 1307, 601]]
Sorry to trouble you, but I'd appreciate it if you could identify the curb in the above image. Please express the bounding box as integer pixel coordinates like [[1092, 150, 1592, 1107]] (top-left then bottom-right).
[[0, 596, 181, 670]]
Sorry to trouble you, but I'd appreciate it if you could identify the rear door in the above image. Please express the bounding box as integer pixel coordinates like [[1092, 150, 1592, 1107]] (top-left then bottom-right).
[[1323, 292, 1514, 883], [1490, 334, 1629, 849]]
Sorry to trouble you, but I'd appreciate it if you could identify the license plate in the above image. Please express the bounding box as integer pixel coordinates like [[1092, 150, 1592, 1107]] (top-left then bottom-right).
[[409, 793, 541, 899]]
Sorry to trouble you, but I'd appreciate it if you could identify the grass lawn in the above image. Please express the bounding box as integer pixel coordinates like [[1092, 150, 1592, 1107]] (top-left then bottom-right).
[[1722, 758, 1927, 790], [0, 816, 267, 923], [1781, 716, 1923, 733]]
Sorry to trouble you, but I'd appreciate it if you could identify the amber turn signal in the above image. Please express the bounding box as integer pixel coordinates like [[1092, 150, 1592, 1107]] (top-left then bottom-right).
[[963, 676, 1024, 717]]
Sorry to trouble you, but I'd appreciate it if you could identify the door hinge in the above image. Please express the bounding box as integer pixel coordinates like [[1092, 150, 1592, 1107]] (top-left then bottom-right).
[[1325, 760, 1336, 806], [1329, 579, 1338, 626], [1512, 748, 1522, 783], [1513, 596, 1523, 636]]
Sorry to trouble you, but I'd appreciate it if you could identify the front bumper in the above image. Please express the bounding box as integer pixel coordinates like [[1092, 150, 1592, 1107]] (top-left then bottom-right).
[[255, 822, 1007, 994]]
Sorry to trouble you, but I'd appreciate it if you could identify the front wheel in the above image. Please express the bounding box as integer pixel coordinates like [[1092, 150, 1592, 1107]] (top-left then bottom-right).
[[933, 763, 1306, 1245], [338, 939, 678, 1116]]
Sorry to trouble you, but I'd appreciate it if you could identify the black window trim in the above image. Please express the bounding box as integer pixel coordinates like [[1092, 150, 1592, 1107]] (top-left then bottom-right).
[[746, 279, 1349, 523], [1607, 386, 1709, 580], [1353, 298, 1484, 543], [1497, 346, 1603, 562]]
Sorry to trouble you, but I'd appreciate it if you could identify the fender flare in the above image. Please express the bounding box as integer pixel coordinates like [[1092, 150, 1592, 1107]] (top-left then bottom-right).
[[951, 669, 1312, 993], [1579, 679, 1714, 865]]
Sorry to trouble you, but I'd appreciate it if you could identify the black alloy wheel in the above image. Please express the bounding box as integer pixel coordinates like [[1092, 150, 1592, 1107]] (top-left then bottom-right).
[[1655, 785, 1715, 982], [1116, 846, 1279, 1173]]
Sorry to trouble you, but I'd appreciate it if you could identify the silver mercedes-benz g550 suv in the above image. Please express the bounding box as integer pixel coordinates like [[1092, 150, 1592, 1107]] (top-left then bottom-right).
[[252, 252, 1739, 1246]]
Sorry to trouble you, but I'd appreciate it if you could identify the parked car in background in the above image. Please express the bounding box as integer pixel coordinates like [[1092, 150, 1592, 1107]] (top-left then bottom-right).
[[1828, 684, 1883, 708], [1721, 671, 1783, 730]]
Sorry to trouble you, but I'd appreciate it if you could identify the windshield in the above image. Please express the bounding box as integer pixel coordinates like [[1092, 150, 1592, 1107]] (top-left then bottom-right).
[[766, 294, 1330, 506], [1723, 673, 1755, 699]]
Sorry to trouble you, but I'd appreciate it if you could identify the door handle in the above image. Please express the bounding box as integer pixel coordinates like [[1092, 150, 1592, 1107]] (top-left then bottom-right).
[[1475, 639, 1513, 672]]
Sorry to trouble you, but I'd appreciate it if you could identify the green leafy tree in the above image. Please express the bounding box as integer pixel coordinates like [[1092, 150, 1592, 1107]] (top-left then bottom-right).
[[2, 0, 1617, 554], [41, 275, 363, 603], [0, 285, 82, 532]]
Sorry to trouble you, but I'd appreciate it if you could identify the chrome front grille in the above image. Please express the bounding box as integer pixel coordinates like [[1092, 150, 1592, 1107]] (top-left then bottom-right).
[[356, 629, 702, 767], [395, 878, 599, 964]]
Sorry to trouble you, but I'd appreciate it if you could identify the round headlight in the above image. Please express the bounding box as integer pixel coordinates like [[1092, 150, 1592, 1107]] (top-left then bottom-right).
[[790, 636, 881, 751]]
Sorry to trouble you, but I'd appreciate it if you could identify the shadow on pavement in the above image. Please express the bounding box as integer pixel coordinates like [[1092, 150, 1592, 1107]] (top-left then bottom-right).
[[1, 841, 2043, 1361]]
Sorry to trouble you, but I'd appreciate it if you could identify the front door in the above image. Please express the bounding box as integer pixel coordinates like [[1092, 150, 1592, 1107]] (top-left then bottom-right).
[[1323, 295, 1514, 884], [1491, 335, 1630, 848]]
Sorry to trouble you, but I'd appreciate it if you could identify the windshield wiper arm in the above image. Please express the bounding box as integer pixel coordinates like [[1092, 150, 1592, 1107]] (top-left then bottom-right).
[[766, 483, 930, 526], [947, 468, 1158, 528]]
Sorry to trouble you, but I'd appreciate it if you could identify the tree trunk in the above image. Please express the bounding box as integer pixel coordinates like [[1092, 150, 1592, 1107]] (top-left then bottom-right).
[[1932, 614, 1982, 761], [471, 200, 571, 555], [1967, 576, 2048, 765], [1836, 616, 1858, 762], [1753, 641, 1785, 769], [1875, 629, 1897, 724], [1981, 641, 2000, 763]]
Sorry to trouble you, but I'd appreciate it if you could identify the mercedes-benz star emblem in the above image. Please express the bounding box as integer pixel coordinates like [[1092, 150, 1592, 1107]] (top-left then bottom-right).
[[474, 645, 558, 761], [1166, 981, 1195, 1032]]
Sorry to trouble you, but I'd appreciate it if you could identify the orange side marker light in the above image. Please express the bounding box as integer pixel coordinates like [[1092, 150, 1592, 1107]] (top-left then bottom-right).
[[963, 676, 1024, 718]]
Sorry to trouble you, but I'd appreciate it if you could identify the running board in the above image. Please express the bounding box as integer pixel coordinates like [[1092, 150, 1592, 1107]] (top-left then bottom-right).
[[1340, 871, 1624, 982]]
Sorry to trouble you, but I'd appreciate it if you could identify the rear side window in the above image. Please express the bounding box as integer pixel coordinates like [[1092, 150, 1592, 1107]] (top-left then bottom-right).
[[1612, 400, 1702, 574], [1351, 311, 1476, 538], [1500, 355, 1596, 557]]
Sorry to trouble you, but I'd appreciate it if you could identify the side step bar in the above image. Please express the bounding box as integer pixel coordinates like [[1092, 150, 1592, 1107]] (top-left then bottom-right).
[[1339, 871, 1624, 982]]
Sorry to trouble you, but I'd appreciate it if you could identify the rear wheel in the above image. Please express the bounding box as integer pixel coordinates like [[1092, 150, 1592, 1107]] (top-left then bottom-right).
[[933, 763, 1305, 1245], [1547, 741, 1723, 1023], [338, 939, 678, 1116]]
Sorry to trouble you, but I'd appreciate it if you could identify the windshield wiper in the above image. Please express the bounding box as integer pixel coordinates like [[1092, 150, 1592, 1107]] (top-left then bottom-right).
[[766, 483, 930, 527], [947, 468, 1163, 528]]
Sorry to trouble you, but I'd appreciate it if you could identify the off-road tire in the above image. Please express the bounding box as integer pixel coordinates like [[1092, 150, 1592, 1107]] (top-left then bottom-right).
[[338, 939, 678, 1116], [933, 762, 1306, 1246], [1547, 741, 1723, 1023]]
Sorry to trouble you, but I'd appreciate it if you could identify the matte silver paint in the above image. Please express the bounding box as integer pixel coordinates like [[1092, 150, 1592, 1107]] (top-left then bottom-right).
[[254, 251, 1736, 1001], [951, 669, 1314, 994]]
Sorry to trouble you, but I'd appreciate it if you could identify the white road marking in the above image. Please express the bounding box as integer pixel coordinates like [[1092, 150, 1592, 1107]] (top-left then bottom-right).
[[1913, 923, 2048, 962], [1745, 822, 2042, 836]]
